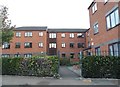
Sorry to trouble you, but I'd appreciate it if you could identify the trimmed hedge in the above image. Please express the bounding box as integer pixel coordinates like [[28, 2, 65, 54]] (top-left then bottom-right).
[[82, 56, 120, 79], [2, 56, 59, 77]]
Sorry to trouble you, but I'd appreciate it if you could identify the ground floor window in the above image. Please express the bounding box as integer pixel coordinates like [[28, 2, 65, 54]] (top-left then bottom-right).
[[109, 42, 120, 56], [70, 53, 74, 58], [62, 53, 66, 58], [24, 54, 32, 58], [95, 47, 101, 56], [2, 54, 10, 58], [14, 54, 21, 57]]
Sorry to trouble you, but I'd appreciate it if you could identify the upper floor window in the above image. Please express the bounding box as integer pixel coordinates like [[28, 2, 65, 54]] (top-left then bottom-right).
[[49, 33, 56, 38], [39, 42, 43, 48], [61, 33, 65, 38], [70, 33, 74, 38], [25, 32, 32, 37], [49, 43, 56, 48], [39, 32, 43, 37], [16, 32, 21, 37], [70, 43, 74, 48], [2, 42, 10, 49], [15, 42, 21, 48], [93, 23, 99, 34], [62, 43, 66, 48], [92, 2, 97, 14], [24, 42, 32, 48], [78, 43, 85, 48], [106, 8, 120, 30], [77, 33, 84, 38]]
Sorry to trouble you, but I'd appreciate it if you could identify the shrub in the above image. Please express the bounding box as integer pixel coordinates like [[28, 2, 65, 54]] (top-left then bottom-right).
[[82, 56, 120, 79], [2, 56, 59, 77], [60, 58, 70, 66]]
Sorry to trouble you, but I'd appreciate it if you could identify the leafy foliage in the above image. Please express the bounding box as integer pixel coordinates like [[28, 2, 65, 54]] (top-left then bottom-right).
[[0, 6, 14, 45], [82, 56, 120, 79], [2, 56, 59, 77]]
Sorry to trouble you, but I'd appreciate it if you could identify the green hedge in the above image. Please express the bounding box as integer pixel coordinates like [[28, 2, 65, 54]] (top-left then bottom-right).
[[82, 56, 120, 79], [2, 56, 59, 77]]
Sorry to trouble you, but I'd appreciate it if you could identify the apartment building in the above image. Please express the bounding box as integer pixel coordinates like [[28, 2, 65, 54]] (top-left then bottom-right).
[[48, 29, 87, 61], [2, 27, 87, 60], [84, 0, 120, 56]]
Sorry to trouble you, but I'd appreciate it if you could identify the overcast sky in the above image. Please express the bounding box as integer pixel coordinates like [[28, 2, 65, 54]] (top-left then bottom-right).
[[0, 0, 93, 28]]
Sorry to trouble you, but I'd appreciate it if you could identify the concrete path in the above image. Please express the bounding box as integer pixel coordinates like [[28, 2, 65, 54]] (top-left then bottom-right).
[[59, 66, 79, 79]]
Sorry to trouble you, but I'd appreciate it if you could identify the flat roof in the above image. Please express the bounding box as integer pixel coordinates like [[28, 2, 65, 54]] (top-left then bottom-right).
[[15, 26, 47, 31], [48, 28, 88, 33]]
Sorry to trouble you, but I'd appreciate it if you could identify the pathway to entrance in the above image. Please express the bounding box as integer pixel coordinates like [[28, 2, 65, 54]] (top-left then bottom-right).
[[59, 66, 79, 79]]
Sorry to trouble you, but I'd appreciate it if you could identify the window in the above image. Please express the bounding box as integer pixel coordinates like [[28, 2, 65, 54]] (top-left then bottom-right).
[[2, 54, 10, 58], [95, 47, 101, 56], [70, 53, 74, 58], [49, 33, 56, 38], [16, 32, 21, 37], [78, 43, 85, 48], [24, 42, 32, 48], [39, 32, 43, 37], [15, 42, 21, 48], [62, 53, 66, 58], [78, 53, 80, 58], [70, 43, 74, 48], [62, 43, 66, 48], [77, 33, 84, 38], [70, 33, 74, 38], [14, 54, 20, 57], [61, 33, 65, 38], [93, 23, 99, 34], [109, 42, 120, 56], [25, 32, 32, 37], [49, 43, 56, 48], [24, 54, 32, 58], [2, 43, 10, 49], [104, 0, 109, 3], [92, 2, 97, 13], [39, 42, 43, 48], [106, 8, 120, 29]]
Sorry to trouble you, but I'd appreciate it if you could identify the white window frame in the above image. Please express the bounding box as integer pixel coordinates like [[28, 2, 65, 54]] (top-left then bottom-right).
[[106, 8, 120, 29], [49, 43, 56, 48], [70, 33, 74, 38], [39, 32, 43, 37], [62, 43, 66, 48], [93, 23, 99, 34], [16, 32, 21, 37], [24, 54, 32, 58], [25, 32, 32, 37], [39, 42, 43, 48], [92, 2, 97, 14], [61, 33, 65, 38], [49, 33, 56, 38]]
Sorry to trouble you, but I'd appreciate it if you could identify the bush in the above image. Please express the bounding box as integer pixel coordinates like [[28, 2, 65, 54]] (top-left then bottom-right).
[[60, 58, 70, 66], [82, 56, 120, 79], [2, 56, 59, 77]]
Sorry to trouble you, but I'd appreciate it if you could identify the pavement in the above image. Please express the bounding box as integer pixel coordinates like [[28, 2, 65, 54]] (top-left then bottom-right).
[[1, 66, 120, 86]]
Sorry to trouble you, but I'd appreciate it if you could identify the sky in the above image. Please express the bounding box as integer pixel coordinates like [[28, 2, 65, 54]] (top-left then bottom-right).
[[0, 0, 93, 29]]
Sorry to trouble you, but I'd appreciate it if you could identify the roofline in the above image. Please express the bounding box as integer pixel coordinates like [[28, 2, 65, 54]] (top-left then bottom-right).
[[48, 28, 88, 33], [88, 0, 95, 9]]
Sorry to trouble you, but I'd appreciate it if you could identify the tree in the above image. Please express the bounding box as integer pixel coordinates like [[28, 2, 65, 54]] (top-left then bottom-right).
[[0, 6, 14, 46]]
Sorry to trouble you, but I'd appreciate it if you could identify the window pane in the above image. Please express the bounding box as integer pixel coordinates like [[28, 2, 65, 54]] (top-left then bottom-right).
[[113, 44, 118, 56], [110, 12, 116, 27], [106, 16, 111, 29], [115, 9, 119, 25], [109, 45, 113, 56]]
